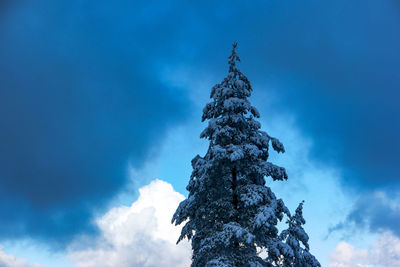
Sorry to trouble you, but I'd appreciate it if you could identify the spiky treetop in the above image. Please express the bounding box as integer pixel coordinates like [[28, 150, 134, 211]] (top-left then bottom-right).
[[172, 43, 319, 267]]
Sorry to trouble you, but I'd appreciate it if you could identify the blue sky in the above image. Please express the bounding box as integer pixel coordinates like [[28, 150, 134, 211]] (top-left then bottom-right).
[[0, 1, 399, 266]]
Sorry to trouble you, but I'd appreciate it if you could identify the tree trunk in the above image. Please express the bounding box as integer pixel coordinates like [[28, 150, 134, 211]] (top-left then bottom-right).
[[232, 167, 238, 213], [232, 167, 239, 250]]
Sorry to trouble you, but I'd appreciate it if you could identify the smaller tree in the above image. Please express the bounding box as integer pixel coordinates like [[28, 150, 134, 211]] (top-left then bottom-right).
[[279, 201, 321, 267]]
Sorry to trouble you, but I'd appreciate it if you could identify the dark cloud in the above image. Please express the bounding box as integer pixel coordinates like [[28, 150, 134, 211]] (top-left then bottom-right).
[[255, 1, 400, 190], [0, 1, 190, 246], [331, 192, 400, 237]]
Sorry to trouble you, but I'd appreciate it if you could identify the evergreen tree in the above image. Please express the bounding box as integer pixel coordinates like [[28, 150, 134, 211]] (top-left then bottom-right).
[[172, 43, 320, 267], [279, 202, 321, 267]]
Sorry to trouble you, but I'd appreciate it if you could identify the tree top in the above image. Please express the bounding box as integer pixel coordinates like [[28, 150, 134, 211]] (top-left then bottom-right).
[[228, 42, 241, 72]]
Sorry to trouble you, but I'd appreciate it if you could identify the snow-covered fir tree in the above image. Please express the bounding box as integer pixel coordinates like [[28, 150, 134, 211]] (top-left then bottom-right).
[[279, 202, 320, 267], [172, 43, 320, 267]]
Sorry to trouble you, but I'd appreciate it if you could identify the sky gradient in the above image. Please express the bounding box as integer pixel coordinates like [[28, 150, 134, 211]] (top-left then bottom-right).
[[0, 1, 399, 266]]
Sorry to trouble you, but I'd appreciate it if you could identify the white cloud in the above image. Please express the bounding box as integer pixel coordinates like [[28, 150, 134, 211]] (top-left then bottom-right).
[[329, 232, 400, 267], [0, 246, 42, 267], [69, 179, 192, 267]]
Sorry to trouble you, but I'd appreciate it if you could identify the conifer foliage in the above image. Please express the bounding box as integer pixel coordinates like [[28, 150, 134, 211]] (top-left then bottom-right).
[[279, 202, 320, 267], [172, 43, 320, 267]]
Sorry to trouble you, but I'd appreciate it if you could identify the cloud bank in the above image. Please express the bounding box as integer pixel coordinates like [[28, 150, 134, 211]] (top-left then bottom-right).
[[332, 192, 400, 237], [0, 246, 41, 267], [69, 179, 191, 267], [329, 232, 400, 267]]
